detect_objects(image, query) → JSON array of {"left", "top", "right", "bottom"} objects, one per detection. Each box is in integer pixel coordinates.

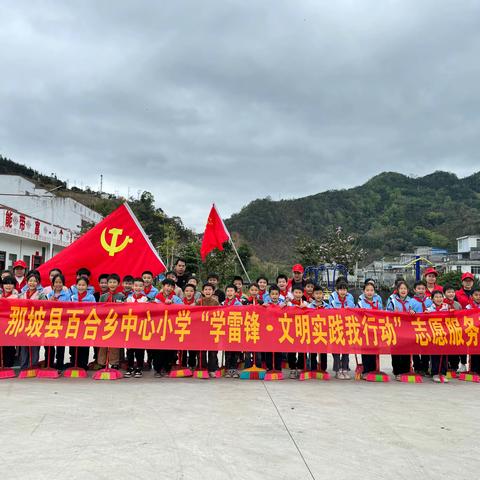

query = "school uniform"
[
  {"left": 243, "top": 296, "right": 263, "bottom": 368},
  {"left": 181, "top": 296, "right": 199, "bottom": 368},
  {"left": 263, "top": 299, "right": 285, "bottom": 371},
  {"left": 46, "top": 289, "right": 72, "bottom": 369},
  {"left": 328, "top": 291, "right": 356, "bottom": 373},
  {"left": 410, "top": 295, "right": 433, "bottom": 374},
  {"left": 98, "top": 291, "right": 125, "bottom": 367},
  {"left": 70, "top": 291, "right": 96, "bottom": 369},
  {"left": 442, "top": 299, "right": 463, "bottom": 370},
  {"left": 386, "top": 294, "right": 415, "bottom": 376},
  {"left": 307, "top": 300, "right": 329, "bottom": 372},
  {"left": 357, "top": 294, "right": 383, "bottom": 374},
  {"left": 19, "top": 289, "right": 47, "bottom": 370},
  {"left": 142, "top": 284, "right": 159, "bottom": 301},
  {"left": 223, "top": 297, "right": 243, "bottom": 371},
  {"left": 125, "top": 293, "right": 148, "bottom": 371},
  {"left": 196, "top": 297, "right": 221, "bottom": 373},
  {"left": 0, "top": 291, "right": 18, "bottom": 367},
  {"left": 466, "top": 301, "right": 480, "bottom": 373},
  {"left": 426, "top": 303, "right": 449, "bottom": 376}
]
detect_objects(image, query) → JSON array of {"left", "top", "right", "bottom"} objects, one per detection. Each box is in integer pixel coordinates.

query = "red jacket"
[
  {"left": 425, "top": 284, "right": 443, "bottom": 297},
  {"left": 456, "top": 288, "right": 473, "bottom": 308}
]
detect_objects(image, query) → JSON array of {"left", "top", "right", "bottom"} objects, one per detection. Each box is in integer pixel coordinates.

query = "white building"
[
  {"left": 0, "top": 175, "right": 102, "bottom": 271},
  {"left": 443, "top": 236, "right": 480, "bottom": 278}
]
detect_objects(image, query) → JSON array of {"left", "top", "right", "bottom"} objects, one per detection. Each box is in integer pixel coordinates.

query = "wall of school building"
[{"left": 0, "top": 233, "right": 63, "bottom": 272}]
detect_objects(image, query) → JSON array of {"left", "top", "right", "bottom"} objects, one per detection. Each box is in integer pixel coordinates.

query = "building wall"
[
  {"left": 0, "top": 233, "right": 63, "bottom": 271},
  {"left": 457, "top": 236, "right": 480, "bottom": 253}
]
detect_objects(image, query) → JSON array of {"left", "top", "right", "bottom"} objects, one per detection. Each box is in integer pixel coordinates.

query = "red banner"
[{"left": 1, "top": 299, "right": 479, "bottom": 354}]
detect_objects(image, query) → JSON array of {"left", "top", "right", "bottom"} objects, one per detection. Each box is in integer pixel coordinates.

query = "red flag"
[
  {"left": 200, "top": 204, "right": 230, "bottom": 261},
  {"left": 38, "top": 203, "right": 166, "bottom": 288}
]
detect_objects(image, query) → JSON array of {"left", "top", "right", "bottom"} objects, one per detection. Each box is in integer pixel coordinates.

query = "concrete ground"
[{"left": 0, "top": 356, "right": 478, "bottom": 480}]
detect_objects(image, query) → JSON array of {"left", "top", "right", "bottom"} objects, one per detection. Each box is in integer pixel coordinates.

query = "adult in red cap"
[
  {"left": 12, "top": 260, "right": 28, "bottom": 293},
  {"left": 422, "top": 267, "right": 443, "bottom": 297},
  {"left": 287, "top": 264, "right": 306, "bottom": 295},
  {"left": 455, "top": 272, "right": 475, "bottom": 308}
]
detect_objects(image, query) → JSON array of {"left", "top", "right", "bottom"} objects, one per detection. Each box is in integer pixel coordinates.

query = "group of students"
[{"left": 1, "top": 259, "right": 479, "bottom": 383}]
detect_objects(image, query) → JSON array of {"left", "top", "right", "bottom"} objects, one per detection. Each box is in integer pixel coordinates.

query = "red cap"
[
  {"left": 462, "top": 272, "right": 475, "bottom": 281},
  {"left": 13, "top": 260, "right": 27, "bottom": 270},
  {"left": 423, "top": 267, "right": 438, "bottom": 277},
  {"left": 292, "top": 264, "right": 304, "bottom": 273}
]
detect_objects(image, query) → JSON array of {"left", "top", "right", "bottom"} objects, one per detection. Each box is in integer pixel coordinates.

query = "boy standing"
[{"left": 142, "top": 270, "right": 159, "bottom": 300}]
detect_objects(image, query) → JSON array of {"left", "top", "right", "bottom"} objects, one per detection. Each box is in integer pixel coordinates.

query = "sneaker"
[
  {"left": 224, "top": 369, "right": 233, "bottom": 378},
  {"left": 134, "top": 369, "right": 143, "bottom": 378},
  {"left": 458, "top": 364, "right": 467, "bottom": 373},
  {"left": 124, "top": 368, "right": 134, "bottom": 378},
  {"left": 154, "top": 371, "right": 162, "bottom": 378},
  {"left": 289, "top": 369, "right": 297, "bottom": 379},
  {"left": 432, "top": 375, "right": 441, "bottom": 383},
  {"left": 208, "top": 371, "right": 216, "bottom": 378},
  {"left": 110, "top": 364, "right": 120, "bottom": 370},
  {"left": 232, "top": 369, "right": 240, "bottom": 378},
  {"left": 395, "top": 374, "right": 402, "bottom": 382},
  {"left": 335, "top": 371, "right": 345, "bottom": 380},
  {"left": 343, "top": 371, "right": 351, "bottom": 380}
]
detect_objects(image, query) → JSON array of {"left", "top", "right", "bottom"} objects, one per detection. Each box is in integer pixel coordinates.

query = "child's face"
[
  {"left": 415, "top": 285, "right": 426, "bottom": 296},
  {"left": 123, "top": 280, "right": 133, "bottom": 291},
  {"left": 163, "top": 284, "right": 174, "bottom": 296},
  {"left": 249, "top": 286, "right": 259, "bottom": 297},
  {"left": 3, "top": 284, "right": 14, "bottom": 293},
  {"left": 142, "top": 274, "right": 153, "bottom": 286},
  {"left": 99, "top": 278, "right": 108, "bottom": 292},
  {"left": 49, "top": 270, "right": 61, "bottom": 282},
  {"left": 398, "top": 284, "right": 408, "bottom": 297},
  {"left": 203, "top": 286, "right": 214, "bottom": 298},
  {"left": 364, "top": 284, "right": 375, "bottom": 299},
  {"left": 225, "top": 287, "right": 236, "bottom": 299},
  {"left": 189, "top": 278, "right": 198, "bottom": 288},
  {"left": 277, "top": 278, "right": 287, "bottom": 290},
  {"left": 425, "top": 273, "right": 436, "bottom": 285},
  {"left": 293, "top": 289, "right": 303, "bottom": 300},
  {"left": 305, "top": 284, "right": 314, "bottom": 294},
  {"left": 133, "top": 281, "right": 144, "bottom": 294},
  {"left": 27, "top": 277, "right": 38, "bottom": 289},
  {"left": 473, "top": 291, "right": 480, "bottom": 303},
  {"left": 77, "top": 280, "right": 88, "bottom": 293},
  {"left": 337, "top": 287, "right": 347, "bottom": 298},
  {"left": 207, "top": 277, "right": 218, "bottom": 288},
  {"left": 184, "top": 286, "right": 195, "bottom": 300},
  {"left": 433, "top": 294, "right": 444, "bottom": 306},
  {"left": 313, "top": 290, "right": 324, "bottom": 302},
  {"left": 445, "top": 289, "right": 455, "bottom": 301},
  {"left": 53, "top": 277, "right": 64, "bottom": 291},
  {"left": 167, "top": 273, "right": 177, "bottom": 282},
  {"left": 108, "top": 279, "right": 119, "bottom": 291},
  {"left": 269, "top": 290, "right": 280, "bottom": 302},
  {"left": 233, "top": 280, "right": 243, "bottom": 291},
  {"left": 258, "top": 279, "right": 267, "bottom": 291}
]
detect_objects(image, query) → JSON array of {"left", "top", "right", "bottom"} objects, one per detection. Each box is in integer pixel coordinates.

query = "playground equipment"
[{"left": 303, "top": 264, "right": 349, "bottom": 291}]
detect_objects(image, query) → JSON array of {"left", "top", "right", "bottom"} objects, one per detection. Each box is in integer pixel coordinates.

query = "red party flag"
[
  {"left": 38, "top": 203, "right": 166, "bottom": 288},
  {"left": 200, "top": 204, "right": 230, "bottom": 261}
]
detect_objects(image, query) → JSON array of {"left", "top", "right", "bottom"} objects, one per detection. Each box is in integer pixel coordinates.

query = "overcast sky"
[{"left": 1, "top": 1, "right": 480, "bottom": 231}]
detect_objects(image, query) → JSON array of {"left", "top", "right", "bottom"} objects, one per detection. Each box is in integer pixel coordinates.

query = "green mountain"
[{"left": 226, "top": 171, "right": 480, "bottom": 264}]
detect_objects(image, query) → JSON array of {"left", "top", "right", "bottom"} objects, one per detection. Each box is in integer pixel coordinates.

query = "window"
[
  {"left": 456, "top": 266, "right": 462, "bottom": 272},
  {"left": 8, "top": 253, "right": 17, "bottom": 270},
  {"left": 471, "top": 266, "right": 480, "bottom": 275},
  {"left": 23, "top": 255, "right": 31, "bottom": 268},
  {"left": 0, "top": 251, "right": 5, "bottom": 270}
]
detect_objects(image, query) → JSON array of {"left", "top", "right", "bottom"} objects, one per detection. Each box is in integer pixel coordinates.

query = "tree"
[
  {"left": 295, "top": 226, "right": 366, "bottom": 272},
  {"left": 437, "top": 271, "right": 463, "bottom": 290}
]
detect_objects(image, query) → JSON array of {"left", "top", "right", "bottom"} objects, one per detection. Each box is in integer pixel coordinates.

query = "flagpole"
[{"left": 229, "top": 237, "right": 251, "bottom": 284}]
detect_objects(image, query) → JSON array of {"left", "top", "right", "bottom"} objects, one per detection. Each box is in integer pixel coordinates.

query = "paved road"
[{"left": 0, "top": 361, "right": 478, "bottom": 479}]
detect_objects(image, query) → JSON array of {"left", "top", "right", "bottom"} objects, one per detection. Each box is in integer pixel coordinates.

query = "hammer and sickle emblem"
[{"left": 100, "top": 227, "right": 133, "bottom": 256}]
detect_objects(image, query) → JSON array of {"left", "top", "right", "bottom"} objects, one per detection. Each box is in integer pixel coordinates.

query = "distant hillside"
[{"left": 226, "top": 171, "right": 480, "bottom": 264}]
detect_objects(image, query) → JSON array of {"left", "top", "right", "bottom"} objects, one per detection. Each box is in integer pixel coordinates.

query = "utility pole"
[{"left": 100, "top": 174, "right": 103, "bottom": 195}]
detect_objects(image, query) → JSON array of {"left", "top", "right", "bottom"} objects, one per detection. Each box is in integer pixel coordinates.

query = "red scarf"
[
  {"left": 144, "top": 285, "right": 152, "bottom": 295},
  {"left": 363, "top": 298, "right": 378, "bottom": 309},
  {"left": 396, "top": 296, "right": 409, "bottom": 312},
  {"left": 183, "top": 297, "right": 195, "bottom": 305},
  {"left": 311, "top": 302, "right": 324, "bottom": 309},
  {"left": 131, "top": 293, "right": 145, "bottom": 302},
  {"left": 26, "top": 289, "right": 36, "bottom": 300},
  {"left": 443, "top": 298, "right": 455, "bottom": 310},
  {"left": 303, "top": 291, "right": 313, "bottom": 302},
  {"left": 279, "top": 288, "right": 288, "bottom": 298},
  {"left": 413, "top": 295, "right": 428, "bottom": 312},
  {"left": 247, "top": 296, "right": 258, "bottom": 305},
  {"left": 224, "top": 297, "right": 238, "bottom": 306},
  {"left": 291, "top": 298, "right": 302, "bottom": 306},
  {"left": 433, "top": 303, "right": 444, "bottom": 312},
  {"left": 78, "top": 291, "right": 88, "bottom": 302},
  {"left": 258, "top": 290, "right": 266, "bottom": 301},
  {"left": 235, "top": 291, "right": 243, "bottom": 300},
  {"left": 468, "top": 299, "right": 480, "bottom": 310},
  {"left": 156, "top": 291, "right": 174, "bottom": 303},
  {"left": 3, "top": 291, "right": 12, "bottom": 298},
  {"left": 338, "top": 296, "right": 347, "bottom": 308},
  {"left": 122, "top": 290, "right": 132, "bottom": 298},
  {"left": 106, "top": 289, "right": 120, "bottom": 302}
]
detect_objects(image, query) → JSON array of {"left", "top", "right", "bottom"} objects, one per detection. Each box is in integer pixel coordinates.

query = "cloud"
[{"left": 1, "top": 1, "right": 480, "bottom": 230}]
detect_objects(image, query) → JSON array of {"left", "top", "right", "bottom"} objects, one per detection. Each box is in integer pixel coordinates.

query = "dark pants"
[
  {"left": 392, "top": 355, "right": 411, "bottom": 376},
  {"left": 413, "top": 355, "right": 430, "bottom": 373},
  {"left": 127, "top": 349, "right": 145, "bottom": 369},
  {"left": 56, "top": 347, "right": 65, "bottom": 369},
  {"left": 265, "top": 352, "right": 283, "bottom": 371},
  {"left": 1, "top": 346, "right": 16, "bottom": 368},
  {"left": 362, "top": 354, "right": 377, "bottom": 374},
  {"left": 152, "top": 349, "right": 175, "bottom": 373},
  {"left": 70, "top": 346, "right": 90, "bottom": 370},
  {"left": 288, "top": 352, "right": 300, "bottom": 369},
  {"left": 226, "top": 351, "right": 240, "bottom": 370},
  {"left": 430, "top": 355, "right": 447, "bottom": 376},
  {"left": 44, "top": 346, "right": 57, "bottom": 368},
  {"left": 470, "top": 355, "right": 480, "bottom": 374}
]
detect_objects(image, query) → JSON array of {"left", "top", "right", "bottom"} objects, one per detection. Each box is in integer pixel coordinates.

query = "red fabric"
[
  {"left": 425, "top": 284, "right": 443, "bottom": 297},
  {"left": 200, "top": 204, "right": 230, "bottom": 261},
  {"left": 15, "top": 277, "right": 26, "bottom": 293},
  {"left": 223, "top": 297, "right": 238, "bottom": 306},
  {"left": 183, "top": 297, "right": 195, "bottom": 305},
  {"left": 131, "top": 293, "right": 145, "bottom": 302},
  {"left": 456, "top": 288, "right": 473, "bottom": 308},
  {"left": 413, "top": 295, "right": 429, "bottom": 312},
  {"left": 37, "top": 203, "right": 166, "bottom": 290},
  {"left": 363, "top": 298, "right": 379, "bottom": 309},
  {"left": 26, "top": 289, "right": 36, "bottom": 300},
  {"left": 2, "top": 301, "right": 480, "bottom": 354},
  {"left": 78, "top": 291, "right": 87, "bottom": 302},
  {"left": 155, "top": 291, "right": 174, "bottom": 303}
]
